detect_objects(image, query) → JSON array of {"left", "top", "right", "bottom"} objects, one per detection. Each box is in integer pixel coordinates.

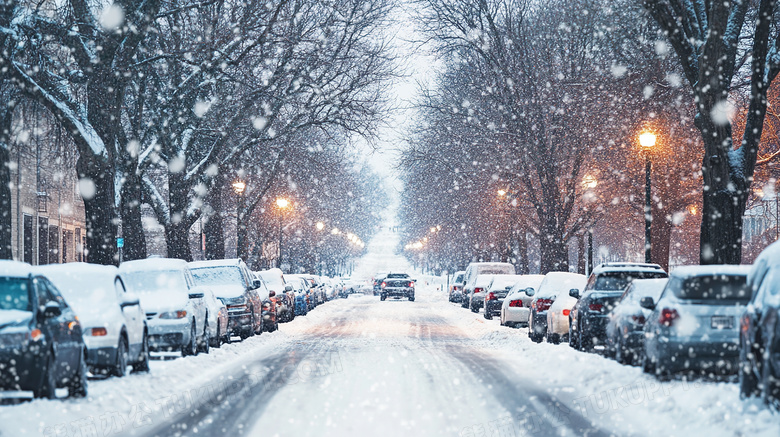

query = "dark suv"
[
  {"left": 380, "top": 273, "right": 416, "bottom": 301},
  {"left": 569, "top": 263, "right": 667, "bottom": 352}
]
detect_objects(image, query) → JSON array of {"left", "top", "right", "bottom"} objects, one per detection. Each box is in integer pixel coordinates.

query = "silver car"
[
  {"left": 605, "top": 278, "right": 668, "bottom": 365},
  {"left": 641, "top": 265, "right": 751, "bottom": 378}
]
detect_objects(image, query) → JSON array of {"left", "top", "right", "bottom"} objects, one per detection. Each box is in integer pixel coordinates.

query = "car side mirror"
[
  {"left": 120, "top": 296, "right": 141, "bottom": 308},
  {"left": 524, "top": 287, "right": 535, "bottom": 297},
  {"left": 285, "top": 284, "right": 293, "bottom": 292},
  {"left": 269, "top": 291, "right": 276, "bottom": 297},
  {"left": 253, "top": 279, "right": 262, "bottom": 289},
  {"left": 639, "top": 297, "right": 655, "bottom": 310},
  {"left": 41, "top": 301, "right": 61, "bottom": 318},
  {"left": 188, "top": 292, "right": 204, "bottom": 299},
  {"left": 569, "top": 289, "right": 580, "bottom": 299}
]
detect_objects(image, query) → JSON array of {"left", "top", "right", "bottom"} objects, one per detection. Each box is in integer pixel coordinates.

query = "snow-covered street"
[{"left": 2, "top": 228, "right": 778, "bottom": 437}]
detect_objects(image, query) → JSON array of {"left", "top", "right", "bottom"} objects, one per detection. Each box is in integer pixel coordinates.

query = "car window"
[
  {"left": 0, "top": 277, "right": 32, "bottom": 311},
  {"left": 35, "top": 277, "right": 62, "bottom": 308},
  {"left": 672, "top": 274, "right": 751, "bottom": 303},
  {"left": 594, "top": 272, "right": 666, "bottom": 291}
]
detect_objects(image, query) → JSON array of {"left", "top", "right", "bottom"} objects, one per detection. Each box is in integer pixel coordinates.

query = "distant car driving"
[{"left": 380, "top": 273, "right": 416, "bottom": 301}]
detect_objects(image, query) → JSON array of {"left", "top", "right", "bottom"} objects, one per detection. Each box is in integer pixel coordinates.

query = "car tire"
[
  {"left": 113, "top": 337, "right": 129, "bottom": 377},
  {"left": 484, "top": 310, "right": 492, "bottom": 320},
  {"left": 68, "top": 349, "right": 88, "bottom": 398},
  {"left": 642, "top": 355, "right": 656, "bottom": 375},
  {"left": 461, "top": 297, "right": 469, "bottom": 309},
  {"left": 470, "top": 300, "right": 478, "bottom": 313},
  {"left": 380, "top": 294, "right": 386, "bottom": 301},
  {"left": 199, "top": 322, "right": 210, "bottom": 354},
  {"left": 183, "top": 323, "right": 197, "bottom": 356},
  {"left": 409, "top": 296, "right": 415, "bottom": 302},
  {"left": 132, "top": 332, "right": 151, "bottom": 373},
  {"left": 34, "top": 352, "right": 58, "bottom": 399},
  {"left": 762, "top": 355, "right": 780, "bottom": 407}
]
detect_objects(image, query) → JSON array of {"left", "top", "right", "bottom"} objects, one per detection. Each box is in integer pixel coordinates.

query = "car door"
[
  {"left": 115, "top": 277, "right": 143, "bottom": 349},
  {"left": 39, "top": 278, "right": 80, "bottom": 379}
]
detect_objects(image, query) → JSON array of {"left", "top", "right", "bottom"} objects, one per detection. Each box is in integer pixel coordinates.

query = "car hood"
[
  {"left": 139, "top": 291, "right": 188, "bottom": 313},
  {"left": 0, "top": 310, "right": 33, "bottom": 331},
  {"left": 210, "top": 284, "right": 247, "bottom": 299}
]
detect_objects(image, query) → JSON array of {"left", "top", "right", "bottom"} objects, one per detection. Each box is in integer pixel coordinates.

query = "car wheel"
[
  {"left": 762, "top": 354, "right": 780, "bottom": 407},
  {"left": 739, "top": 358, "right": 760, "bottom": 398},
  {"left": 615, "top": 338, "right": 626, "bottom": 364},
  {"left": 642, "top": 355, "right": 656, "bottom": 375},
  {"left": 132, "top": 332, "right": 151, "bottom": 373},
  {"left": 470, "top": 300, "right": 478, "bottom": 313},
  {"left": 183, "top": 323, "right": 197, "bottom": 356},
  {"left": 409, "top": 296, "right": 415, "bottom": 302},
  {"left": 199, "top": 322, "right": 210, "bottom": 354},
  {"left": 34, "top": 352, "right": 58, "bottom": 399},
  {"left": 68, "top": 349, "right": 88, "bottom": 398},
  {"left": 484, "top": 310, "right": 492, "bottom": 320},
  {"left": 461, "top": 298, "right": 469, "bottom": 309},
  {"left": 380, "top": 294, "right": 386, "bottom": 301},
  {"left": 212, "top": 324, "right": 222, "bottom": 349},
  {"left": 113, "top": 337, "right": 129, "bottom": 377}
]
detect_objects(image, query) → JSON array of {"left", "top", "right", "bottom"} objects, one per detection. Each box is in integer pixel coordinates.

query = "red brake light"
[
  {"left": 509, "top": 300, "right": 523, "bottom": 307},
  {"left": 409, "top": 282, "right": 415, "bottom": 288},
  {"left": 659, "top": 308, "right": 678, "bottom": 326},
  {"left": 381, "top": 282, "right": 387, "bottom": 288},
  {"left": 487, "top": 292, "right": 496, "bottom": 300},
  {"left": 631, "top": 315, "right": 646, "bottom": 324},
  {"left": 588, "top": 303, "right": 603, "bottom": 312},
  {"left": 562, "top": 309, "right": 570, "bottom": 316},
  {"left": 474, "top": 287, "right": 484, "bottom": 294},
  {"left": 536, "top": 298, "right": 553, "bottom": 312}
]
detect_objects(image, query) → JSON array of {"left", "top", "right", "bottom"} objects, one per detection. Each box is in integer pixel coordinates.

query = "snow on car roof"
[
  {"left": 591, "top": 262, "right": 665, "bottom": 276},
  {"left": 671, "top": 265, "right": 751, "bottom": 278},
  {"left": 536, "top": 272, "right": 587, "bottom": 298},
  {"left": 120, "top": 258, "right": 188, "bottom": 272},
  {"left": 488, "top": 274, "right": 525, "bottom": 289},
  {"left": 0, "top": 260, "right": 33, "bottom": 278},
  {"left": 475, "top": 274, "right": 498, "bottom": 287},
  {"left": 508, "top": 275, "right": 546, "bottom": 294},
  {"left": 189, "top": 259, "right": 242, "bottom": 269}
]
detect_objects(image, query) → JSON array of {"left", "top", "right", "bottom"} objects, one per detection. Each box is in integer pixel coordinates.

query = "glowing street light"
[
  {"left": 497, "top": 189, "right": 507, "bottom": 197},
  {"left": 232, "top": 180, "right": 246, "bottom": 195},
  {"left": 316, "top": 221, "right": 325, "bottom": 231},
  {"left": 639, "top": 131, "right": 657, "bottom": 149},
  {"left": 276, "top": 197, "right": 290, "bottom": 209}
]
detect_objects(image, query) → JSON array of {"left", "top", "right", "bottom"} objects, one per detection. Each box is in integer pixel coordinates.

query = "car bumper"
[
  {"left": 654, "top": 339, "right": 740, "bottom": 374},
  {"left": 531, "top": 312, "right": 548, "bottom": 334},
  {"left": 548, "top": 313, "right": 570, "bottom": 335},
  {"left": 147, "top": 319, "right": 191, "bottom": 351},
  {"left": 503, "top": 307, "right": 530, "bottom": 323},
  {"left": 0, "top": 344, "right": 45, "bottom": 391},
  {"left": 227, "top": 313, "right": 253, "bottom": 335},
  {"left": 86, "top": 346, "right": 118, "bottom": 368},
  {"left": 383, "top": 288, "right": 414, "bottom": 298},
  {"left": 485, "top": 300, "right": 503, "bottom": 315},
  {"left": 581, "top": 315, "right": 609, "bottom": 343}
]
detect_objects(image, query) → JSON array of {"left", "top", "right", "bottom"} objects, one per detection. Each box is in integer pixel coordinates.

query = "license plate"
[{"left": 711, "top": 315, "right": 733, "bottom": 329}]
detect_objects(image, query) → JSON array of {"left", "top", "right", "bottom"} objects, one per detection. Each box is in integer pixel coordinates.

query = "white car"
[
  {"left": 120, "top": 259, "right": 209, "bottom": 357},
  {"left": 547, "top": 292, "right": 582, "bottom": 344},
  {"left": 500, "top": 275, "right": 545, "bottom": 327},
  {"left": 39, "top": 263, "right": 150, "bottom": 376}
]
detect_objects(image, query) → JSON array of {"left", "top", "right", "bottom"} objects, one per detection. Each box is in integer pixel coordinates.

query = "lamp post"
[
  {"left": 581, "top": 175, "right": 598, "bottom": 274},
  {"left": 276, "top": 197, "right": 289, "bottom": 270},
  {"left": 639, "top": 131, "right": 656, "bottom": 264},
  {"left": 232, "top": 180, "right": 247, "bottom": 261}
]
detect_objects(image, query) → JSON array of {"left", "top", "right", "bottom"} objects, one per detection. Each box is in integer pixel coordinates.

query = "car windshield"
[
  {"left": 191, "top": 267, "right": 244, "bottom": 286},
  {"left": 594, "top": 272, "right": 667, "bottom": 291},
  {"left": 672, "top": 275, "right": 750, "bottom": 303},
  {"left": 124, "top": 270, "right": 186, "bottom": 293},
  {"left": 0, "top": 278, "right": 31, "bottom": 312},
  {"left": 454, "top": 273, "right": 465, "bottom": 283}
]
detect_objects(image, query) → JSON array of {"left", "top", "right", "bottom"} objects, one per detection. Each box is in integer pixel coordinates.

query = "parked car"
[
  {"left": 380, "top": 273, "right": 416, "bottom": 301},
  {"left": 605, "top": 278, "right": 668, "bottom": 365},
  {"left": 258, "top": 269, "right": 295, "bottom": 322},
  {"left": 642, "top": 265, "right": 751, "bottom": 379},
  {"left": 283, "top": 275, "right": 308, "bottom": 316},
  {"left": 469, "top": 274, "right": 497, "bottom": 312},
  {"left": 461, "top": 262, "right": 516, "bottom": 309},
  {"left": 189, "top": 259, "right": 270, "bottom": 338},
  {"left": 449, "top": 270, "right": 466, "bottom": 303},
  {"left": 483, "top": 274, "right": 524, "bottom": 319},
  {"left": 289, "top": 274, "right": 318, "bottom": 310},
  {"left": 527, "top": 272, "right": 585, "bottom": 343},
  {"left": 741, "top": 242, "right": 780, "bottom": 403},
  {"left": 546, "top": 276, "right": 586, "bottom": 344},
  {"left": 39, "top": 263, "right": 149, "bottom": 376},
  {"left": 500, "top": 275, "right": 545, "bottom": 327},
  {"left": 373, "top": 274, "right": 387, "bottom": 296},
  {"left": 203, "top": 288, "right": 229, "bottom": 348},
  {"left": 0, "top": 261, "right": 88, "bottom": 399},
  {"left": 121, "top": 258, "right": 209, "bottom": 356},
  {"left": 569, "top": 263, "right": 667, "bottom": 352}
]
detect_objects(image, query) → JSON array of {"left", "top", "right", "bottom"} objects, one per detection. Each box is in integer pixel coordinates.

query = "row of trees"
[
  {"left": 401, "top": 0, "right": 780, "bottom": 273},
  {"left": 0, "top": 0, "right": 395, "bottom": 265}
]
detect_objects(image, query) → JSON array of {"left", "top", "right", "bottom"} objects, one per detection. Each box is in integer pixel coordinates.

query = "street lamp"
[
  {"left": 639, "top": 131, "right": 656, "bottom": 264},
  {"left": 276, "top": 197, "right": 290, "bottom": 270},
  {"left": 316, "top": 221, "right": 325, "bottom": 231},
  {"left": 497, "top": 189, "right": 507, "bottom": 197},
  {"left": 232, "top": 180, "right": 247, "bottom": 261}
]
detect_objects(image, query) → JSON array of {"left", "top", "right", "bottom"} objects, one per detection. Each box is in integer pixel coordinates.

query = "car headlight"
[{"left": 159, "top": 310, "right": 187, "bottom": 319}]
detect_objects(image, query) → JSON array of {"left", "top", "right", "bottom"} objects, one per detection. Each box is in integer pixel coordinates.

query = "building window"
[
  {"left": 38, "top": 217, "right": 48, "bottom": 265},
  {"left": 23, "top": 215, "right": 33, "bottom": 264}
]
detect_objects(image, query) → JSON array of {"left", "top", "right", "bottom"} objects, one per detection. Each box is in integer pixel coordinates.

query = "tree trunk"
[
  {"left": 651, "top": 204, "right": 672, "bottom": 272},
  {"left": 77, "top": 157, "right": 118, "bottom": 265},
  {"left": 0, "top": 144, "right": 11, "bottom": 260},
  {"left": 516, "top": 230, "right": 529, "bottom": 274},
  {"left": 204, "top": 177, "right": 225, "bottom": 260},
  {"left": 120, "top": 172, "right": 147, "bottom": 261},
  {"left": 165, "top": 221, "right": 193, "bottom": 261},
  {"left": 539, "top": 221, "right": 568, "bottom": 273}
]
